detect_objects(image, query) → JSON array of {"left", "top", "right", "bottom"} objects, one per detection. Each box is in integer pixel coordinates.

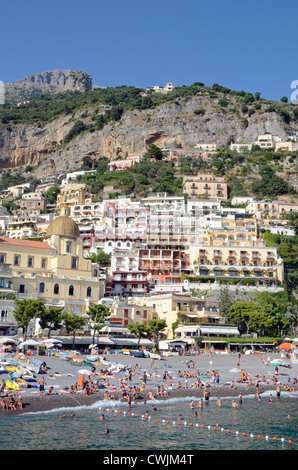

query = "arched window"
[
  {"left": 87, "top": 286, "right": 92, "bottom": 297},
  {"left": 69, "top": 285, "right": 74, "bottom": 296},
  {"left": 39, "top": 282, "right": 45, "bottom": 294},
  {"left": 54, "top": 284, "right": 59, "bottom": 295}
]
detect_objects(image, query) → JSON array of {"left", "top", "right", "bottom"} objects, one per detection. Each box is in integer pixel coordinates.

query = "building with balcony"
[
  {"left": 105, "top": 271, "right": 148, "bottom": 298},
  {"left": 57, "top": 184, "right": 94, "bottom": 216},
  {"left": 246, "top": 200, "right": 298, "bottom": 219},
  {"left": 107, "top": 297, "right": 156, "bottom": 327},
  {"left": 183, "top": 174, "right": 228, "bottom": 199},
  {"left": 135, "top": 293, "right": 209, "bottom": 339}
]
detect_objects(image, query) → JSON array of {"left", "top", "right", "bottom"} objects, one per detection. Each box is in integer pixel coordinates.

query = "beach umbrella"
[
  {"left": 271, "top": 362, "right": 282, "bottom": 367},
  {"left": 77, "top": 369, "right": 91, "bottom": 376},
  {"left": 43, "top": 339, "right": 62, "bottom": 344},
  {"left": 278, "top": 342, "right": 295, "bottom": 349},
  {"left": 18, "top": 339, "right": 40, "bottom": 348},
  {"left": 0, "top": 337, "right": 17, "bottom": 344}
]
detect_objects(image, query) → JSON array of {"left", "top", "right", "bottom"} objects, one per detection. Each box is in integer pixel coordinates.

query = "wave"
[{"left": 21, "top": 389, "right": 298, "bottom": 417}]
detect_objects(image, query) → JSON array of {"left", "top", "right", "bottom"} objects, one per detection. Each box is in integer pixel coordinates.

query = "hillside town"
[{"left": 0, "top": 135, "right": 297, "bottom": 353}]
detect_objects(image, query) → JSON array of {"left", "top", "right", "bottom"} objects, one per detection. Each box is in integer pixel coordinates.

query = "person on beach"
[
  {"left": 0, "top": 397, "right": 7, "bottom": 411},
  {"left": 230, "top": 380, "right": 237, "bottom": 390},
  {"left": 146, "top": 390, "right": 156, "bottom": 400},
  {"left": 269, "top": 394, "right": 273, "bottom": 403},
  {"left": 203, "top": 388, "right": 210, "bottom": 401},
  {"left": 238, "top": 392, "right": 243, "bottom": 405},
  {"left": 190, "top": 400, "right": 194, "bottom": 410},
  {"left": 276, "top": 384, "right": 281, "bottom": 398},
  {"left": 16, "top": 396, "right": 23, "bottom": 410},
  {"left": 39, "top": 377, "right": 45, "bottom": 395}
]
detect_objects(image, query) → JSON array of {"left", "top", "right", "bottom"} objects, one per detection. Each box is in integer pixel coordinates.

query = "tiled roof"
[{"left": 0, "top": 237, "right": 52, "bottom": 250}]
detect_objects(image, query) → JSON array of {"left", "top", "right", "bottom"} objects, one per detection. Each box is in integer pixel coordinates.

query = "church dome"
[{"left": 46, "top": 216, "right": 80, "bottom": 238}]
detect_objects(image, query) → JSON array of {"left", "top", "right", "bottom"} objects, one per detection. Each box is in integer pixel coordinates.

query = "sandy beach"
[{"left": 1, "top": 351, "right": 297, "bottom": 415}]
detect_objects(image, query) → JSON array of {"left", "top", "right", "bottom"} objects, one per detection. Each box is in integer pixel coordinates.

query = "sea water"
[{"left": 0, "top": 392, "right": 297, "bottom": 451}]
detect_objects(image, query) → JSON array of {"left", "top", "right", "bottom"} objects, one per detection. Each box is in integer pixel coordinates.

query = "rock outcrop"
[
  {"left": 0, "top": 85, "right": 297, "bottom": 178},
  {"left": 5, "top": 70, "right": 92, "bottom": 102}
]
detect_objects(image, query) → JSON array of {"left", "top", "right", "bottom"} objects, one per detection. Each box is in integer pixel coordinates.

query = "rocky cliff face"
[
  {"left": 5, "top": 70, "right": 92, "bottom": 102},
  {"left": 0, "top": 91, "right": 297, "bottom": 178}
]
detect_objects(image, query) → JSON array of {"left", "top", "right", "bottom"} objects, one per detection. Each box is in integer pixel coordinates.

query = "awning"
[
  {"left": 100, "top": 326, "right": 130, "bottom": 334},
  {"left": 199, "top": 326, "right": 240, "bottom": 336},
  {"left": 109, "top": 337, "right": 153, "bottom": 347}
]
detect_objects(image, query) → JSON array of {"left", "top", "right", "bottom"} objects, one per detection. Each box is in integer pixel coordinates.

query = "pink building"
[{"left": 107, "top": 157, "right": 140, "bottom": 172}]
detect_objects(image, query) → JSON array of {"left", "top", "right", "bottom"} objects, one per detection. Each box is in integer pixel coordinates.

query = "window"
[
  {"left": 0, "top": 254, "right": 5, "bottom": 263},
  {"left": 69, "top": 285, "right": 74, "bottom": 296},
  {"left": 71, "top": 257, "right": 77, "bottom": 269},
  {"left": 39, "top": 282, "right": 45, "bottom": 294},
  {"left": 54, "top": 284, "right": 59, "bottom": 295},
  {"left": 66, "top": 242, "right": 71, "bottom": 253},
  {"left": 41, "top": 258, "right": 47, "bottom": 269},
  {"left": 28, "top": 257, "right": 33, "bottom": 267},
  {"left": 87, "top": 286, "right": 92, "bottom": 297},
  {"left": 0, "top": 310, "right": 7, "bottom": 321},
  {"left": 19, "top": 284, "right": 25, "bottom": 294},
  {"left": 14, "top": 255, "right": 20, "bottom": 266}
]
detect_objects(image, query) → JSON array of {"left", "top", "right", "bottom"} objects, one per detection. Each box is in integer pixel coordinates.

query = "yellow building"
[
  {"left": 134, "top": 293, "right": 216, "bottom": 339},
  {"left": 188, "top": 243, "right": 284, "bottom": 284},
  {"left": 0, "top": 216, "right": 105, "bottom": 316},
  {"left": 57, "top": 184, "right": 94, "bottom": 216}
]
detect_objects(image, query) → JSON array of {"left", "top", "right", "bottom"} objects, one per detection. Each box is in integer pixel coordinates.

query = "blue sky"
[{"left": 1, "top": 0, "right": 297, "bottom": 101}]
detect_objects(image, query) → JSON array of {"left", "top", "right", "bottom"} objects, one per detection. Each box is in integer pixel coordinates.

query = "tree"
[
  {"left": 87, "top": 304, "right": 110, "bottom": 343},
  {"left": 277, "top": 242, "right": 298, "bottom": 265},
  {"left": 13, "top": 299, "right": 46, "bottom": 340},
  {"left": 144, "top": 144, "right": 164, "bottom": 161},
  {"left": 38, "top": 307, "right": 65, "bottom": 339},
  {"left": 218, "top": 287, "right": 234, "bottom": 323},
  {"left": 280, "top": 96, "right": 288, "bottom": 103},
  {"left": 281, "top": 211, "right": 298, "bottom": 235},
  {"left": 64, "top": 120, "right": 87, "bottom": 144},
  {"left": 45, "top": 186, "right": 60, "bottom": 204},
  {"left": 146, "top": 319, "right": 167, "bottom": 348},
  {"left": 228, "top": 301, "right": 260, "bottom": 335},
  {"left": 62, "top": 312, "right": 88, "bottom": 349},
  {"left": 87, "top": 249, "right": 111, "bottom": 267},
  {"left": 284, "top": 306, "right": 298, "bottom": 335},
  {"left": 127, "top": 322, "right": 148, "bottom": 347}
]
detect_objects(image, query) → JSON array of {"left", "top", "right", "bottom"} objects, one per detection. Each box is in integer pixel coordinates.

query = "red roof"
[{"left": 0, "top": 237, "right": 52, "bottom": 250}]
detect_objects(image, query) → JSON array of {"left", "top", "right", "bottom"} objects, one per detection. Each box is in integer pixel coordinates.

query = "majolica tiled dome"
[{"left": 46, "top": 216, "right": 80, "bottom": 238}]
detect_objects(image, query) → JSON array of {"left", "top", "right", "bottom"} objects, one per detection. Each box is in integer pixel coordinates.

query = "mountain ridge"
[{"left": 0, "top": 72, "right": 297, "bottom": 177}]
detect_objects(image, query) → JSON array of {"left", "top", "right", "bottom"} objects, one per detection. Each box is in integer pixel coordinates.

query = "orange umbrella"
[{"left": 278, "top": 342, "right": 295, "bottom": 349}]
